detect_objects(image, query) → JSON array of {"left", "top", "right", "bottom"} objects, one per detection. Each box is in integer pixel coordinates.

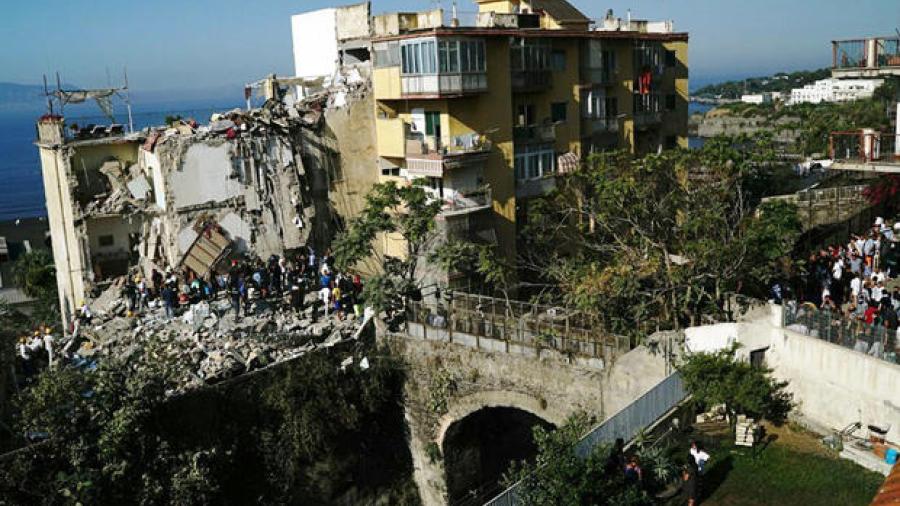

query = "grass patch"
[{"left": 675, "top": 424, "right": 883, "bottom": 506}]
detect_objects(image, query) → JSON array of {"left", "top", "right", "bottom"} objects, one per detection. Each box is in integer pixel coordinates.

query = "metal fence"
[
  {"left": 781, "top": 301, "right": 898, "bottom": 364},
  {"left": 406, "top": 292, "right": 628, "bottom": 361},
  {"left": 484, "top": 373, "right": 687, "bottom": 506}
]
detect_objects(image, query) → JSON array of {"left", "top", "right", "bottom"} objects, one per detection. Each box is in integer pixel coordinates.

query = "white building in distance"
[{"left": 789, "top": 78, "right": 883, "bottom": 105}]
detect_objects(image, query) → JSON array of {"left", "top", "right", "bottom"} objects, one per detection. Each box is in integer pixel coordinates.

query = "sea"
[
  {"left": 0, "top": 100, "right": 718, "bottom": 222},
  {"left": 0, "top": 100, "right": 243, "bottom": 221}
]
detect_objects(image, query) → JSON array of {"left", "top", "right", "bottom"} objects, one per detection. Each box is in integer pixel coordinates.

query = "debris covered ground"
[{"left": 69, "top": 279, "right": 371, "bottom": 394}]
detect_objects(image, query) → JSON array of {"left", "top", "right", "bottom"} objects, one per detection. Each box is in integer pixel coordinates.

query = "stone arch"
[
  {"left": 435, "top": 390, "right": 568, "bottom": 450},
  {"left": 436, "top": 391, "right": 565, "bottom": 505}
]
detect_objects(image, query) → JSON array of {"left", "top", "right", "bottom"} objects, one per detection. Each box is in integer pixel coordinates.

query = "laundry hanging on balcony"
[
  {"left": 557, "top": 152, "right": 580, "bottom": 174},
  {"left": 638, "top": 69, "right": 653, "bottom": 95}
]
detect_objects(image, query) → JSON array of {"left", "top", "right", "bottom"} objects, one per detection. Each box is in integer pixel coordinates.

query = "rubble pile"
[{"left": 71, "top": 284, "right": 368, "bottom": 393}]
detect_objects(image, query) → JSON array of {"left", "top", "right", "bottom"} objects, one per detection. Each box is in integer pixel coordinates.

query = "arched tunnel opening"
[{"left": 443, "top": 407, "right": 555, "bottom": 505}]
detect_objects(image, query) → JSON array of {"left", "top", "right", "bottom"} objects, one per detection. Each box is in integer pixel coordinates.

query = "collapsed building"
[{"left": 35, "top": 78, "right": 375, "bottom": 329}]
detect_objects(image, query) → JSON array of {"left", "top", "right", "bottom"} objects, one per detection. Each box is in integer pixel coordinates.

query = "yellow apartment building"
[{"left": 370, "top": 0, "right": 688, "bottom": 284}]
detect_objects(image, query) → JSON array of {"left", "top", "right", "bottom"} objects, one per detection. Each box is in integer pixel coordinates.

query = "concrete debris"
[{"left": 66, "top": 277, "right": 371, "bottom": 393}]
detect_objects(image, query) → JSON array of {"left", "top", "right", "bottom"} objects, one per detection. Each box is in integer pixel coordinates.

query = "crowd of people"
[
  {"left": 105, "top": 246, "right": 365, "bottom": 323},
  {"left": 780, "top": 216, "right": 900, "bottom": 359},
  {"left": 15, "top": 246, "right": 367, "bottom": 385},
  {"left": 16, "top": 326, "right": 57, "bottom": 379}
]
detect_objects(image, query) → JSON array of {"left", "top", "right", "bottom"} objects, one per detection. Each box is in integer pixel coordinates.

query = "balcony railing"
[
  {"left": 584, "top": 116, "right": 619, "bottom": 133},
  {"left": 405, "top": 132, "right": 492, "bottom": 177},
  {"left": 400, "top": 72, "right": 487, "bottom": 97},
  {"left": 440, "top": 185, "right": 492, "bottom": 215},
  {"left": 833, "top": 37, "right": 900, "bottom": 70},
  {"left": 830, "top": 131, "right": 900, "bottom": 166},
  {"left": 581, "top": 68, "right": 617, "bottom": 86},
  {"left": 633, "top": 111, "right": 662, "bottom": 127},
  {"left": 511, "top": 69, "right": 552, "bottom": 92},
  {"left": 513, "top": 124, "right": 556, "bottom": 143}
]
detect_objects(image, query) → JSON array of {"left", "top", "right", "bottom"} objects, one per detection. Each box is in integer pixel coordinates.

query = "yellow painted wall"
[
  {"left": 663, "top": 40, "right": 690, "bottom": 148},
  {"left": 476, "top": 0, "right": 517, "bottom": 14},
  {"left": 449, "top": 37, "right": 516, "bottom": 262},
  {"left": 511, "top": 38, "right": 582, "bottom": 156},
  {"left": 374, "top": 66, "right": 402, "bottom": 100},
  {"left": 376, "top": 118, "right": 407, "bottom": 158}
]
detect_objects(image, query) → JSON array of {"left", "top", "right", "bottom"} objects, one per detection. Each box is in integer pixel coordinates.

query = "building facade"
[
  {"left": 369, "top": 0, "right": 688, "bottom": 281},
  {"left": 789, "top": 78, "right": 883, "bottom": 105}
]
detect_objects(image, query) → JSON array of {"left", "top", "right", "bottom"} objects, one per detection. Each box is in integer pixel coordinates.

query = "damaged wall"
[{"left": 168, "top": 142, "right": 244, "bottom": 209}]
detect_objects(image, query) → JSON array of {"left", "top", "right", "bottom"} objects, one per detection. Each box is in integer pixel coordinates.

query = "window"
[
  {"left": 436, "top": 39, "right": 485, "bottom": 74},
  {"left": 510, "top": 38, "right": 551, "bottom": 71},
  {"left": 585, "top": 90, "right": 617, "bottom": 119},
  {"left": 99, "top": 235, "right": 114, "bottom": 247},
  {"left": 551, "top": 50, "right": 566, "bottom": 71},
  {"left": 425, "top": 111, "right": 441, "bottom": 137},
  {"left": 374, "top": 42, "right": 400, "bottom": 68},
  {"left": 400, "top": 39, "right": 439, "bottom": 75},
  {"left": 515, "top": 144, "right": 556, "bottom": 181},
  {"left": 665, "top": 93, "right": 676, "bottom": 111},
  {"left": 516, "top": 103, "right": 535, "bottom": 126},
  {"left": 381, "top": 166, "right": 401, "bottom": 177},
  {"left": 665, "top": 49, "right": 677, "bottom": 67},
  {"left": 551, "top": 102, "right": 567, "bottom": 123}
]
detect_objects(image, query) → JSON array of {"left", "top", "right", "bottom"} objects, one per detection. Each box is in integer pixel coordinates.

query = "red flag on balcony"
[{"left": 639, "top": 69, "right": 652, "bottom": 95}]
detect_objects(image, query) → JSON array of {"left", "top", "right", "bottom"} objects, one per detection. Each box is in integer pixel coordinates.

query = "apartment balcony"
[
  {"left": 405, "top": 133, "right": 492, "bottom": 178},
  {"left": 400, "top": 72, "right": 487, "bottom": 98},
  {"left": 583, "top": 116, "right": 619, "bottom": 134},
  {"left": 832, "top": 37, "right": 900, "bottom": 78},
  {"left": 513, "top": 124, "right": 556, "bottom": 144},
  {"left": 439, "top": 185, "right": 492, "bottom": 217},
  {"left": 581, "top": 68, "right": 617, "bottom": 87},
  {"left": 515, "top": 175, "right": 557, "bottom": 199},
  {"left": 511, "top": 70, "right": 552, "bottom": 93},
  {"left": 633, "top": 111, "right": 663, "bottom": 128},
  {"left": 830, "top": 131, "right": 900, "bottom": 172}
]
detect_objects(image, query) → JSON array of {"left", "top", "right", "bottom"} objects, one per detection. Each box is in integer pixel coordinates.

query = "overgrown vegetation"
[
  {"left": 709, "top": 79, "right": 896, "bottom": 155},
  {"left": 503, "top": 413, "right": 674, "bottom": 506},
  {"left": 11, "top": 249, "right": 60, "bottom": 328},
  {"left": 677, "top": 345, "right": 793, "bottom": 433},
  {"left": 520, "top": 137, "right": 802, "bottom": 336},
  {"left": 0, "top": 342, "right": 419, "bottom": 505},
  {"left": 694, "top": 68, "right": 831, "bottom": 99},
  {"left": 333, "top": 180, "right": 442, "bottom": 315}
]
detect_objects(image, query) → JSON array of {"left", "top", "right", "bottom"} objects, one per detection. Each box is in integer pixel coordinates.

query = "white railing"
[{"left": 401, "top": 73, "right": 488, "bottom": 96}]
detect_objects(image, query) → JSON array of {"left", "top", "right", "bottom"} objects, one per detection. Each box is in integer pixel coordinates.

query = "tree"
[
  {"left": 741, "top": 199, "right": 802, "bottom": 293},
  {"left": 677, "top": 345, "right": 793, "bottom": 432},
  {"left": 504, "top": 413, "right": 656, "bottom": 506},
  {"left": 429, "top": 240, "right": 516, "bottom": 308},
  {"left": 333, "top": 180, "right": 442, "bottom": 312},
  {"left": 519, "top": 136, "right": 797, "bottom": 336},
  {"left": 11, "top": 249, "right": 60, "bottom": 327},
  {"left": 0, "top": 341, "right": 415, "bottom": 504}
]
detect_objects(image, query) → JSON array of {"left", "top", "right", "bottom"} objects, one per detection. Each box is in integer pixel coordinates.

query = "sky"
[{"left": 2, "top": 0, "right": 899, "bottom": 95}]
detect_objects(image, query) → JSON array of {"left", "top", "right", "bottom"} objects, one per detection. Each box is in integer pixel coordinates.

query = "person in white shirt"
[
  {"left": 832, "top": 258, "right": 843, "bottom": 281},
  {"left": 690, "top": 441, "right": 710, "bottom": 473},
  {"left": 872, "top": 283, "right": 884, "bottom": 302},
  {"left": 850, "top": 275, "right": 862, "bottom": 300},
  {"left": 42, "top": 328, "right": 55, "bottom": 368}
]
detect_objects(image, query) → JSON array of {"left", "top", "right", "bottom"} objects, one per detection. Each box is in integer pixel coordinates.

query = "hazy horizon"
[{"left": 4, "top": 0, "right": 898, "bottom": 96}]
